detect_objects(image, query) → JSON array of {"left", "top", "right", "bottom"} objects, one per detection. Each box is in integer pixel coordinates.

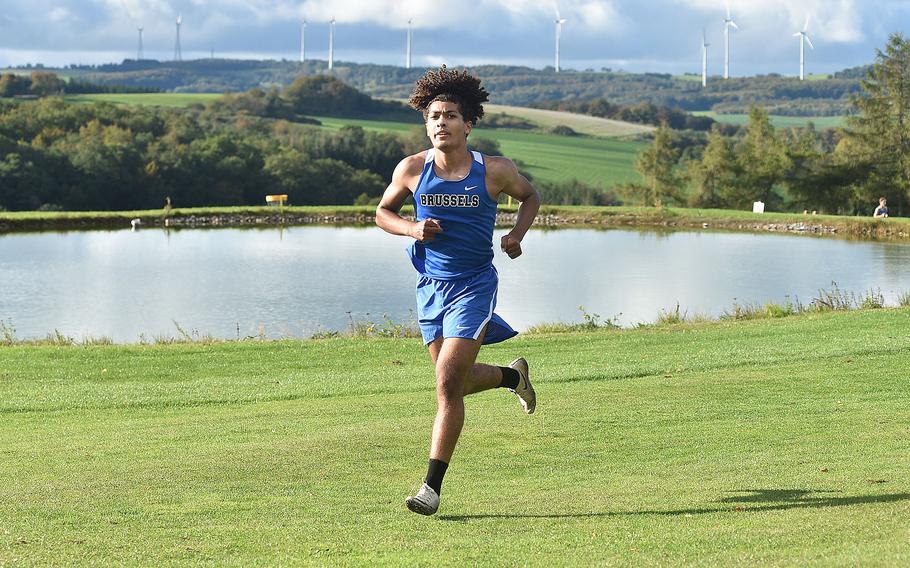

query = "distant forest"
[
  {"left": 0, "top": 76, "right": 416, "bottom": 211},
  {"left": 0, "top": 71, "right": 158, "bottom": 97},
  {"left": 10, "top": 59, "right": 870, "bottom": 116},
  {"left": 2, "top": 32, "right": 906, "bottom": 215},
  {"left": 628, "top": 34, "right": 910, "bottom": 217},
  {"left": 0, "top": 75, "right": 534, "bottom": 212}
]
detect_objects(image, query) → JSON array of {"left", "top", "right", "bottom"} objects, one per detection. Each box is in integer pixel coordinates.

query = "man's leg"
[
  {"left": 428, "top": 333, "right": 485, "bottom": 464},
  {"left": 427, "top": 333, "right": 503, "bottom": 397},
  {"left": 406, "top": 334, "right": 484, "bottom": 515},
  {"left": 407, "top": 331, "right": 534, "bottom": 515},
  {"left": 428, "top": 334, "right": 534, "bottom": 405}
]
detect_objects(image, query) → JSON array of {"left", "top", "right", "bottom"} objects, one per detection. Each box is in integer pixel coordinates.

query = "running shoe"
[
  {"left": 406, "top": 482, "right": 440, "bottom": 516},
  {"left": 509, "top": 357, "right": 536, "bottom": 414}
]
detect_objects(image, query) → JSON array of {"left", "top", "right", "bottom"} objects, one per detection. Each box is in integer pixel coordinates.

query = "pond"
[{"left": 1, "top": 226, "right": 909, "bottom": 342}]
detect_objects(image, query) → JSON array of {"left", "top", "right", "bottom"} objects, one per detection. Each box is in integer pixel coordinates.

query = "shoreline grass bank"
[
  {"left": 2, "top": 205, "right": 908, "bottom": 240},
  {"left": 4, "top": 286, "right": 907, "bottom": 347}
]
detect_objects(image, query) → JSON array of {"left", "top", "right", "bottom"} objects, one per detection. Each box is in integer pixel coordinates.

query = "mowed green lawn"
[
  {"left": 315, "top": 116, "right": 644, "bottom": 187},
  {"left": 2, "top": 308, "right": 909, "bottom": 565}
]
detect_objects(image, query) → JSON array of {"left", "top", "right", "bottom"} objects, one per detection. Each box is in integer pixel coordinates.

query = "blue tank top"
[{"left": 408, "top": 149, "right": 498, "bottom": 280}]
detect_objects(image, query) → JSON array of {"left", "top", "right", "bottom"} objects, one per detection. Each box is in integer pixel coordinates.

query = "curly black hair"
[{"left": 408, "top": 65, "right": 489, "bottom": 125}]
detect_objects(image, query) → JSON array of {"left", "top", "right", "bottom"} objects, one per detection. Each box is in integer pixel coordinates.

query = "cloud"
[
  {"left": 0, "top": 0, "right": 896, "bottom": 74},
  {"left": 576, "top": 1, "right": 621, "bottom": 29},
  {"left": 48, "top": 7, "right": 75, "bottom": 23},
  {"left": 281, "top": 0, "right": 621, "bottom": 33},
  {"left": 674, "top": 0, "right": 864, "bottom": 43}
]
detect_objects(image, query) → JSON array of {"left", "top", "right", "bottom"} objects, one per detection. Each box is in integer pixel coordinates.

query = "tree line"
[
  {"left": 204, "top": 74, "right": 417, "bottom": 122},
  {"left": 0, "top": 71, "right": 159, "bottom": 98},
  {"left": 630, "top": 34, "right": 910, "bottom": 216},
  {"left": 531, "top": 99, "right": 717, "bottom": 131},
  {"left": 0, "top": 75, "right": 515, "bottom": 211},
  {"left": 0, "top": 99, "right": 400, "bottom": 211}
]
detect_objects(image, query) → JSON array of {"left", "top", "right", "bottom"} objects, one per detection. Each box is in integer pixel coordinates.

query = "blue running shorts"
[{"left": 415, "top": 266, "right": 518, "bottom": 345}]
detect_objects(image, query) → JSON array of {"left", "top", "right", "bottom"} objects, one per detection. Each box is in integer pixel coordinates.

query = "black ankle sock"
[
  {"left": 498, "top": 366, "right": 520, "bottom": 389},
  {"left": 425, "top": 459, "right": 448, "bottom": 495}
]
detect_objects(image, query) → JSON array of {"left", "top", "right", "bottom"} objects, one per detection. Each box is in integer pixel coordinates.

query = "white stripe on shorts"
[{"left": 472, "top": 286, "right": 496, "bottom": 340}]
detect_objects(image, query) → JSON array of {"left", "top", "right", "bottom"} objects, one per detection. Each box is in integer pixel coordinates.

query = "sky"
[{"left": 0, "top": 0, "right": 907, "bottom": 76}]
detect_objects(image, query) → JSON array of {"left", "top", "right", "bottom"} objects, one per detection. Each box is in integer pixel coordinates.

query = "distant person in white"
[{"left": 873, "top": 197, "right": 889, "bottom": 218}]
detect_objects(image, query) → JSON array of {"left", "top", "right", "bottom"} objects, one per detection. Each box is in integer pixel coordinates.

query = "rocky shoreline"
[{"left": 1, "top": 211, "right": 906, "bottom": 240}]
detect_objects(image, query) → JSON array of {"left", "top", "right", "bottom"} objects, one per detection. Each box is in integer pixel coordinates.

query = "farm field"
[
  {"left": 2, "top": 308, "right": 909, "bottom": 565},
  {"left": 64, "top": 93, "right": 221, "bottom": 107},
  {"left": 693, "top": 110, "right": 846, "bottom": 129},
  {"left": 314, "top": 115, "right": 644, "bottom": 187},
  {"left": 482, "top": 102, "right": 654, "bottom": 138}
]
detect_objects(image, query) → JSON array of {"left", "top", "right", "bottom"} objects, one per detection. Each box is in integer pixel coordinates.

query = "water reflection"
[{"left": 1, "top": 226, "right": 909, "bottom": 342}]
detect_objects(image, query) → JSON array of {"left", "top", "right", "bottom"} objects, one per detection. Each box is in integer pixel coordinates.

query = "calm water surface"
[{"left": 1, "top": 226, "right": 909, "bottom": 342}]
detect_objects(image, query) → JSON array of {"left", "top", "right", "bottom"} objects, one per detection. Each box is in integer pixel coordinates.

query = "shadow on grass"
[
  {"left": 717, "top": 488, "right": 841, "bottom": 503},
  {"left": 437, "top": 490, "right": 910, "bottom": 522}
]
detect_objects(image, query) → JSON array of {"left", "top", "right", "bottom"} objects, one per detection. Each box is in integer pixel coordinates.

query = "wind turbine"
[
  {"left": 723, "top": 3, "right": 737, "bottom": 79},
  {"left": 174, "top": 14, "right": 182, "bottom": 62},
  {"left": 554, "top": 6, "right": 567, "bottom": 73},
  {"left": 328, "top": 17, "right": 335, "bottom": 70},
  {"left": 701, "top": 29, "right": 709, "bottom": 88},
  {"left": 300, "top": 19, "right": 307, "bottom": 63},
  {"left": 406, "top": 18, "right": 413, "bottom": 69},
  {"left": 793, "top": 16, "right": 814, "bottom": 81},
  {"left": 137, "top": 27, "right": 144, "bottom": 60}
]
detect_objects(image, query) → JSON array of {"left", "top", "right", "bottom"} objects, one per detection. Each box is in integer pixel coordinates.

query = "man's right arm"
[{"left": 375, "top": 156, "right": 443, "bottom": 242}]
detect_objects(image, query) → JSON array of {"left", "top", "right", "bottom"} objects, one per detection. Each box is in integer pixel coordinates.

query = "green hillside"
[
  {"left": 314, "top": 115, "right": 644, "bottom": 187},
  {"left": 62, "top": 93, "right": 645, "bottom": 188}
]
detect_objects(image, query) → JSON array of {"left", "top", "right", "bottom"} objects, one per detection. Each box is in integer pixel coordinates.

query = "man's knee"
[{"left": 435, "top": 367, "right": 466, "bottom": 401}]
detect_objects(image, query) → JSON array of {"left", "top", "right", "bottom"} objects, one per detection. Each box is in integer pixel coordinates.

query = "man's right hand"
[{"left": 410, "top": 219, "right": 443, "bottom": 242}]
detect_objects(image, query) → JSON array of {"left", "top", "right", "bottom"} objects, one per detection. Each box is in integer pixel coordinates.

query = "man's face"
[{"left": 425, "top": 100, "right": 471, "bottom": 151}]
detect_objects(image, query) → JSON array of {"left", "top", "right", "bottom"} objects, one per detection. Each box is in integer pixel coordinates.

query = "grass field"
[
  {"left": 64, "top": 93, "right": 222, "bottom": 107},
  {"left": 363, "top": 98, "right": 654, "bottom": 139},
  {"left": 693, "top": 111, "right": 846, "bottom": 129},
  {"left": 2, "top": 308, "right": 909, "bottom": 565},
  {"left": 483, "top": 103, "right": 654, "bottom": 138},
  {"left": 315, "top": 116, "right": 644, "bottom": 187}
]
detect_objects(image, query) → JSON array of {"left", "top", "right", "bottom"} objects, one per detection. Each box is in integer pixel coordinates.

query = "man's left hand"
[{"left": 501, "top": 234, "right": 522, "bottom": 259}]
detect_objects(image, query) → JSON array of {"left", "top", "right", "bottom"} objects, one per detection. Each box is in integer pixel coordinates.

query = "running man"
[{"left": 375, "top": 66, "right": 541, "bottom": 516}]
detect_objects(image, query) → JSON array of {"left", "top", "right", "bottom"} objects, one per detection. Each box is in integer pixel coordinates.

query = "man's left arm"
[{"left": 491, "top": 158, "right": 540, "bottom": 259}]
